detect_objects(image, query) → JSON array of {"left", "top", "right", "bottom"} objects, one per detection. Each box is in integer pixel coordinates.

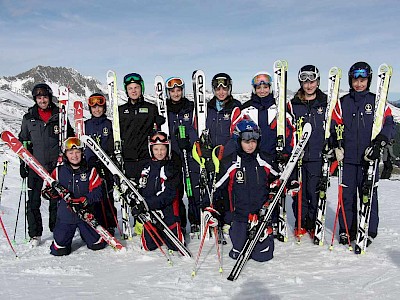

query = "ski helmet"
[
  {"left": 251, "top": 71, "right": 273, "bottom": 94},
  {"left": 32, "top": 83, "right": 53, "bottom": 101},
  {"left": 87, "top": 93, "right": 107, "bottom": 114},
  {"left": 211, "top": 73, "right": 232, "bottom": 95},
  {"left": 233, "top": 118, "right": 261, "bottom": 143},
  {"left": 348, "top": 61, "right": 373, "bottom": 90},
  {"left": 298, "top": 65, "right": 320, "bottom": 85},
  {"left": 63, "top": 137, "right": 84, "bottom": 152},
  {"left": 148, "top": 131, "right": 171, "bottom": 160},
  {"left": 123, "top": 73, "right": 145, "bottom": 96},
  {"left": 165, "top": 77, "right": 185, "bottom": 99}
]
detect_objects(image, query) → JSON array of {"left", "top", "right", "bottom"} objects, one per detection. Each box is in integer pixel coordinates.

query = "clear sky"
[{"left": 1, "top": 0, "right": 399, "bottom": 98}]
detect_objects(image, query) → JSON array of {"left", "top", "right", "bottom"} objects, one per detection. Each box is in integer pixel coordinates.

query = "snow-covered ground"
[{"left": 0, "top": 145, "right": 399, "bottom": 299}]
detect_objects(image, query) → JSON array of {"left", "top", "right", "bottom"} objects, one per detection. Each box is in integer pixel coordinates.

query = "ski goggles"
[
  {"left": 166, "top": 77, "right": 184, "bottom": 89},
  {"left": 149, "top": 133, "right": 169, "bottom": 145},
  {"left": 252, "top": 74, "right": 272, "bottom": 87},
  {"left": 241, "top": 131, "right": 260, "bottom": 141},
  {"left": 123, "top": 73, "right": 142, "bottom": 85},
  {"left": 64, "top": 137, "right": 83, "bottom": 151},
  {"left": 349, "top": 68, "right": 370, "bottom": 79},
  {"left": 32, "top": 87, "right": 50, "bottom": 97},
  {"left": 298, "top": 71, "right": 319, "bottom": 82},
  {"left": 88, "top": 95, "right": 106, "bottom": 107},
  {"left": 212, "top": 77, "right": 230, "bottom": 89}
]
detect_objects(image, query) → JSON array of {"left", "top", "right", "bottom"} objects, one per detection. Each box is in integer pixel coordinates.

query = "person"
[
  {"left": 381, "top": 139, "right": 396, "bottom": 179},
  {"left": 204, "top": 73, "right": 241, "bottom": 230},
  {"left": 19, "top": 83, "right": 74, "bottom": 247},
  {"left": 240, "top": 72, "right": 296, "bottom": 237},
  {"left": 215, "top": 119, "right": 276, "bottom": 262},
  {"left": 42, "top": 137, "right": 107, "bottom": 256},
  {"left": 131, "top": 132, "right": 184, "bottom": 251},
  {"left": 84, "top": 93, "right": 117, "bottom": 235},
  {"left": 332, "top": 61, "right": 395, "bottom": 246},
  {"left": 290, "top": 65, "right": 328, "bottom": 237},
  {"left": 165, "top": 77, "right": 198, "bottom": 234},
  {"left": 119, "top": 73, "right": 164, "bottom": 180}
]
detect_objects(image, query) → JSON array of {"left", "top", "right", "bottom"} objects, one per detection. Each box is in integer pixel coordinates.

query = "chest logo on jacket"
[
  {"left": 236, "top": 170, "right": 244, "bottom": 184},
  {"left": 365, "top": 103, "right": 373, "bottom": 115},
  {"left": 139, "top": 108, "right": 149, "bottom": 114},
  {"left": 80, "top": 173, "right": 87, "bottom": 182},
  {"left": 223, "top": 113, "right": 230, "bottom": 120},
  {"left": 317, "top": 107, "right": 324, "bottom": 115},
  {"left": 54, "top": 125, "right": 60, "bottom": 135},
  {"left": 183, "top": 113, "right": 190, "bottom": 122},
  {"left": 103, "top": 127, "right": 109, "bottom": 136}
]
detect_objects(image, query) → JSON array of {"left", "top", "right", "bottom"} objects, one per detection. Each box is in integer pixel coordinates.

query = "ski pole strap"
[
  {"left": 2, "top": 161, "right": 8, "bottom": 175},
  {"left": 192, "top": 142, "right": 206, "bottom": 168},
  {"left": 211, "top": 145, "right": 223, "bottom": 174}
]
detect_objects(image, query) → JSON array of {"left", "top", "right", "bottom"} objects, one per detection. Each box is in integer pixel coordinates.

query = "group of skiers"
[{"left": 17, "top": 61, "right": 394, "bottom": 260}]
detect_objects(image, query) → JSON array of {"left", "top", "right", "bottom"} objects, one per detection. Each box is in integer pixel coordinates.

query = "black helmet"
[
  {"left": 348, "top": 61, "right": 373, "bottom": 90},
  {"left": 123, "top": 73, "right": 145, "bottom": 96},
  {"left": 298, "top": 65, "right": 320, "bottom": 85},
  {"left": 88, "top": 92, "right": 107, "bottom": 114},
  {"left": 32, "top": 83, "right": 53, "bottom": 101},
  {"left": 211, "top": 73, "right": 232, "bottom": 95}
]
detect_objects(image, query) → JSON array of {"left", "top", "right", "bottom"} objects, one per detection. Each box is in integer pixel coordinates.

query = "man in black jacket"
[{"left": 19, "top": 83, "right": 74, "bottom": 247}]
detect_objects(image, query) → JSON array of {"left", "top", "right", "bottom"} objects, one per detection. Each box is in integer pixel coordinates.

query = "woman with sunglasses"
[
  {"left": 332, "top": 62, "right": 394, "bottom": 247},
  {"left": 84, "top": 93, "right": 117, "bottom": 236},
  {"left": 43, "top": 137, "right": 107, "bottom": 256},
  {"left": 165, "top": 77, "right": 198, "bottom": 235},
  {"left": 290, "top": 65, "right": 329, "bottom": 238},
  {"left": 119, "top": 73, "right": 165, "bottom": 181},
  {"left": 240, "top": 71, "right": 296, "bottom": 237},
  {"left": 130, "top": 132, "right": 184, "bottom": 251}
]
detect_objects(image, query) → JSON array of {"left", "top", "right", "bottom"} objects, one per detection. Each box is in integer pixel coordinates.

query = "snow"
[{"left": 1, "top": 89, "right": 400, "bottom": 299}]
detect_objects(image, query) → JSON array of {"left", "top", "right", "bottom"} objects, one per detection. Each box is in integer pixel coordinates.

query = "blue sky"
[{"left": 1, "top": 0, "right": 400, "bottom": 99}]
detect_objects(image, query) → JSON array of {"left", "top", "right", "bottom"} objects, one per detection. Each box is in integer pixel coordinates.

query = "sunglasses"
[
  {"left": 166, "top": 77, "right": 184, "bottom": 89},
  {"left": 212, "top": 77, "right": 230, "bottom": 89},
  {"left": 350, "top": 69, "right": 369, "bottom": 79},
  {"left": 298, "top": 71, "right": 319, "bottom": 82},
  {"left": 241, "top": 131, "right": 260, "bottom": 141},
  {"left": 64, "top": 137, "right": 83, "bottom": 151},
  {"left": 252, "top": 74, "right": 272, "bottom": 86},
  {"left": 88, "top": 95, "right": 106, "bottom": 107}
]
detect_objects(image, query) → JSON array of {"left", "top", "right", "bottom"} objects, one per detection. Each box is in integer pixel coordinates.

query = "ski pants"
[
  {"left": 50, "top": 220, "right": 106, "bottom": 256},
  {"left": 229, "top": 221, "right": 274, "bottom": 262},
  {"left": 340, "top": 163, "right": 379, "bottom": 238},
  {"left": 291, "top": 161, "right": 322, "bottom": 230},
  {"left": 141, "top": 221, "right": 184, "bottom": 252},
  {"left": 27, "top": 171, "right": 57, "bottom": 238}
]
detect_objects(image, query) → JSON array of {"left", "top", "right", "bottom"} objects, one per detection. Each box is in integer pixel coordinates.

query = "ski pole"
[
  {"left": 13, "top": 178, "right": 26, "bottom": 243},
  {"left": 0, "top": 161, "right": 8, "bottom": 206}
]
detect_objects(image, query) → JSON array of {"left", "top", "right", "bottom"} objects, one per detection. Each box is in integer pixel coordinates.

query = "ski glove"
[
  {"left": 286, "top": 180, "right": 300, "bottom": 197},
  {"left": 322, "top": 147, "right": 335, "bottom": 160},
  {"left": 130, "top": 199, "right": 146, "bottom": 217},
  {"left": 334, "top": 147, "right": 344, "bottom": 162},
  {"left": 177, "top": 135, "right": 191, "bottom": 150},
  {"left": 42, "top": 186, "right": 59, "bottom": 200},
  {"left": 203, "top": 206, "right": 220, "bottom": 228},
  {"left": 68, "top": 197, "right": 88, "bottom": 210},
  {"left": 20, "top": 163, "right": 28, "bottom": 179}
]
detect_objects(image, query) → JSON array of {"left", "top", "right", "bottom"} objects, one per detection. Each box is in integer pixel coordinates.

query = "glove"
[
  {"left": 203, "top": 206, "right": 220, "bottom": 228},
  {"left": 177, "top": 135, "right": 191, "bottom": 150},
  {"left": 286, "top": 180, "right": 300, "bottom": 197},
  {"left": 334, "top": 147, "right": 344, "bottom": 162},
  {"left": 364, "top": 144, "right": 381, "bottom": 162},
  {"left": 68, "top": 197, "right": 88, "bottom": 210},
  {"left": 20, "top": 163, "right": 28, "bottom": 179},
  {"left": 269, "top": 178, "right": 281, "bottom": 195},
  {"left": 322, "top": 147, "right": 335, "bottom": 160},
  {"left": 42, "top": 186, "right": 59, "bottom": 200},
  {"left": 130, "top": 199, "right": 147, "bottom": 217},
  {"left": 276, "top": 152, "right": 289, "bottom": 165}
]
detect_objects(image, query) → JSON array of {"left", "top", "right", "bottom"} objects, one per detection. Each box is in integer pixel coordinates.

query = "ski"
[
  {"left": 73, "top": 100, "right": 85, "bottom": 138},
  {"left": 81, "top": 134, "right": 192, "bottom": 257},
  {"left": 154, "top": 75, "right": 169, "bottom": 136},
  {"left": 1, "top": 131, "right": 125, "bottom": 251},
  {"left": 355, "top": 63, "right": 393, "bottom": 254},
  {"left": 273, "top": 59, "right": 289, "bottom": 242},
  {"left": 227, "top": 123, "right": 312, "bottom": 281},
  {"left": 314, "top": 67, "right": 342, "bottom": 246},
  {"left": 58, "top": 86, "right": 69, "bottom": 154}
]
